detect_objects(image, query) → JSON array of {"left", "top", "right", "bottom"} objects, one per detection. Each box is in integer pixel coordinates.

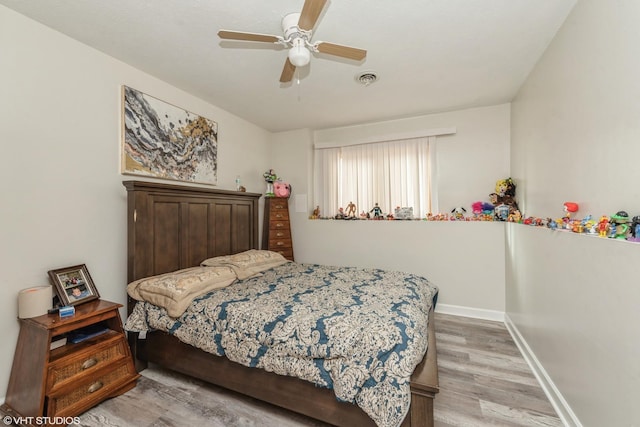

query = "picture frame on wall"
[
  {"left": 121, "top": 85, "right": 218, "bottom": 185},
  {"left": 48, "top": 264, "right": 100, "bottom": 306}
]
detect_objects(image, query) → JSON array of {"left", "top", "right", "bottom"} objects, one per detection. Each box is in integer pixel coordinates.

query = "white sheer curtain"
[{"left": 314, "top": 137, "right": 432, "bottom": 218}]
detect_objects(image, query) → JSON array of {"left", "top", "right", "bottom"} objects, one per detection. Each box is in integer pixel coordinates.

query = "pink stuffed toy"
[{"left": 273, "top": 181, "right": 291, "bottom": 198}]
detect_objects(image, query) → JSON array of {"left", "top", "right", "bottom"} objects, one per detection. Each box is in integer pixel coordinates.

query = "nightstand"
[
  {"left": 262, "top": 197, "right": 294, "bottom": 261},
  {"left": 1, "top": 299, "right": 139, "bottom": 422}
]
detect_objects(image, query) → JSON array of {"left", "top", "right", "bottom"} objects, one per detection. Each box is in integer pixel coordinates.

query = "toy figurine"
[
  {"left": 345, "top": 201, "right": 357, "bottom": 218},
  {"left": 583, "top": 216, "right": 597, "bottom": 234},
  {"left": 395, "top": 207, "right": 414, "bottom": 220},
  {"left": 629, "top": 215, "right": 640, "bottom": 242},
  {"left": 471, "top": 201, "right": 495, "bottom": 218},
  {"left": 450, "top": 207, "right": 467, "bottom": 221},
  {"left": 273, "top": 181, "right": 291, "bottom": 198},
  {"left": 563, "top": 202, "right": 579, "bottom": 219},
  {"left": 471, "top": 202, "right": 483, "bottom": 216},
  {"left": 311, "top": 206, "right": 320, "bottom": 219},
  {"left": 610, "top": 211, "right": 630, "bottom": 239},
  {"left": 263, "top": 169, "right": 278, "bottom": 196},
  {"left": 571, "top": 220, "right": 583, "bottom": 233},
  {"left": 369, "top": 203, "right": 383, "bottom": 219},
  {"left": 597, "top": 216, "right": 609, "bottom": 237},
  {"left": 494, "top": 178, "right": 520, "bottom": 214},
  {"left": 335, "top": 207, "right": 345, "bottom": 219},
  {"left": 494, "top": 204, "right": 509, "bottom": 221},
  {"left": 507, "top": 210, "right": 522, "bottom": 223}
]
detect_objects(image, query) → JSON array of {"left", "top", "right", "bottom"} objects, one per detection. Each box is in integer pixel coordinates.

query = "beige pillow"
[
  {"left": 201, "top": 249, "right": 289, "bottom": 280},
  {"left": 127, "top": 266, "right": 236, "bottom": 317}
]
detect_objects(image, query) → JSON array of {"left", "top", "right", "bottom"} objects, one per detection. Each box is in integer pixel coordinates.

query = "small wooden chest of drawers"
[
  {"left": 262, "top": 197, "right": 294, "bottom": 261},
  {"left": 1, "top": 300, "right": 139, "bottom": 424}
]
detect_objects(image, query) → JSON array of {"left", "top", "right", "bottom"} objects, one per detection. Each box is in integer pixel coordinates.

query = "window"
[{"left": 314, "top": 136, "right": 435, "bottom": 219}]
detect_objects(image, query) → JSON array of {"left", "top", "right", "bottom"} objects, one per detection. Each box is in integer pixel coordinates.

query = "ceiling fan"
[{"left": 218, "top": 0, "right": 367, "bottom": 83}]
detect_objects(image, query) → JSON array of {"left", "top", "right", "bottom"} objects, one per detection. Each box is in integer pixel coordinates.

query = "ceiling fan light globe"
[{"left": 288, "top": 43, "right": 311, "bottom": 67}]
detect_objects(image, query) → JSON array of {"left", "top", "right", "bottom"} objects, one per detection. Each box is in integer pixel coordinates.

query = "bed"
[{"left": 123, "top": 180, "right": 439, "bottom": 427}]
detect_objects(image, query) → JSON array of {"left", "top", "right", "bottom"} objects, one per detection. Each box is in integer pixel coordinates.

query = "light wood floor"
[
  {"left": 433, "top": 313, "right": 562, "bottom": 426},
  {"left": 2, "top": 313, "right": 563, "bottom": 426}
]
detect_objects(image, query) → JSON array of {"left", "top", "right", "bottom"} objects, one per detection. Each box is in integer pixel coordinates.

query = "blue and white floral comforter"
[{"left": 125, "top": 262, "right": 438, "bottom": 427}]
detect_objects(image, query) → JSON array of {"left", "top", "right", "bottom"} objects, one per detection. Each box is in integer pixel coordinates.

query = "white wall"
[
  {"left": 0, "top": 5, "right": 271, "bottom": 400},
  {"left": 270, "top": 105, "right": 511, "bottom": 314},
  {"left": 509, "top": 1, "right": 640, "bottom": 425}
]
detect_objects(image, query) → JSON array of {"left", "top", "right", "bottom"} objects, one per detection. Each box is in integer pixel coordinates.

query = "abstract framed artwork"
[{"left": 121, "top": 86, "right": 218, "bottom": 185}]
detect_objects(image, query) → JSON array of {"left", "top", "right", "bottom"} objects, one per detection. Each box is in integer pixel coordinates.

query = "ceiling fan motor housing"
[{"left": 282, "top": 13, "right": 307, "bottom": 41}]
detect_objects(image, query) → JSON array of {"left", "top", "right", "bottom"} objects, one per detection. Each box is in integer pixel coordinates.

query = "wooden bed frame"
[{"left": 124, "top": 180, "right": 439, "bottom": 427}]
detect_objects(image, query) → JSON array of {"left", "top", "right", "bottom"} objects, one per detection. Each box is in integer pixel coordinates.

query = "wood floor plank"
[
  {"left": 438, "top": 354, "right": 541, "bottom": 388},
  {"left": 479, "top": 400, "right": 563, "bottom": 427}
]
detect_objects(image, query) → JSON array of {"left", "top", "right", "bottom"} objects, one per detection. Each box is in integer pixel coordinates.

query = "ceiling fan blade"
[
  {"left": 316, "top": 42, "right": 367, "bottom": 61},
  {"left": 280, "top": 58, "right": 296, "bottom": 83},
  {"left": 298, "top": 0, "right": 327, "bottom": 31},
  {"left": 218, "top": 30, "right": 280, "bottom": 43}
]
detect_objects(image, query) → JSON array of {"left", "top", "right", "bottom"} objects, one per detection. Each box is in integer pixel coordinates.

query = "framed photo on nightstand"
[{"left": 48, "top": 264, "right": 100, "bottom": 306}]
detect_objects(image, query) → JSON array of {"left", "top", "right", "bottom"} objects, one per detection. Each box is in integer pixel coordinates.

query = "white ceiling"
[{"left": 1, "top": 0, "right": 576, "bottom": 133}]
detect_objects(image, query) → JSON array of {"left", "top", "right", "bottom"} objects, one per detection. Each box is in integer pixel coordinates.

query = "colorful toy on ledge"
[
  {"left": 310, "top": 206, "right": 321, "bottom": 219},
  {"left": 369, "top": 203, "right": 384, "bottom": 220},
  {"left": 449, "top": 207, "right": 467, "bottom": 221},
  {"left": 425, "top": 213, "right": 443, "bottom": 221},
  {"left": 491, "top": 178, "right": 521, "bottom": 221},
  {"left": 559, "top": 201, "right": 578, "bottom": 230},
  {"left": 581, "top": 215, "right": 597, "bottom": 234},
  {"left": 596, "top": 215, "right": 609, "bottom": 237},
  {"left": 508, "top": 209, "right": 523, "bottom": 223},
  {"left": 563, "top": 201, "right": 579, "bottom": 218},
  {"left": 345, "top": 201, "right": 357, "bottom": 218},
  {"left": 610, "top": 211, "right": 630, "bottom": 239},
  {"left": 540, "top": 202, "right": 640, "bottom": 243},
  {"left": 630, "top": 216, "right": 640, "bottom": 242},
  {"left": 395, "top": 207, "right": 415, "bottom": 220},
  {"left": 471, "top": 201, "right": 495, "bottom": 221},
  {"left": 334, "top": 206, "right": 358, "bottom": 220}
]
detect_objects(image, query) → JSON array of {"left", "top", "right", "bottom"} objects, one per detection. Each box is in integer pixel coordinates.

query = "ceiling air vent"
[{"left": 356, "top": 71, "right": 378, "bottom": 86}]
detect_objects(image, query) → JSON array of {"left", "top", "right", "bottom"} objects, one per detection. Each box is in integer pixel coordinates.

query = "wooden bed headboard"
[{"left": 123, "top": 180, "right": 261, "bottom": 314}]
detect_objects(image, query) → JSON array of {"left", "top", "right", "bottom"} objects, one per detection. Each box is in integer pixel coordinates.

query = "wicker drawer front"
[
  {"left": 47, "top": 362, "right": 133, "bottom": 416},
  {"left": 47, "top": 336, "right": 127, "bottom": 393}
]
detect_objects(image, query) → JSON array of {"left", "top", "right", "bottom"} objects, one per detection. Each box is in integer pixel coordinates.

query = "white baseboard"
[
  {"left": 435, "top": 303, "right": 505, "bottom": 322},
  {"left": 504, "top": 314, "right": 582, "bottom": 427}
]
